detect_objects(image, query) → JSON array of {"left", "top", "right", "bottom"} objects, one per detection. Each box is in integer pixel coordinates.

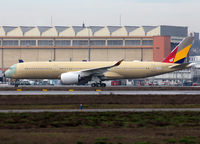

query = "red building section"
[{"left": 153, "top": 36, "right": 171, "bottom": 62}]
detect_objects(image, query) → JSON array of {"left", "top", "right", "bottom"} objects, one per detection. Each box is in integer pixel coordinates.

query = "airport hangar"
[{"left": 0, "top": 25, "right": 188, "bottom": 71}]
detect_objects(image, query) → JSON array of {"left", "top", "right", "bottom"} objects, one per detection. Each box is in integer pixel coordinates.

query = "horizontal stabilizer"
[{"left": 169, "top": 63, "right": 191, "bottom": 69}]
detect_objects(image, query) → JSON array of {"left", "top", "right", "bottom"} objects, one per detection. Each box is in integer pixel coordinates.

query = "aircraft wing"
[{"left": 80, "top": 59, "right": 123, "bottom": 77}]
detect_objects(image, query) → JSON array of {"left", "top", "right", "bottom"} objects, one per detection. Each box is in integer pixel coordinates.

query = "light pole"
[
  {"left": 1, "top": 38, "right": 4, "bottom": 83},
  {"left": 1, "top": 39, "right": 3, "bottom": 72},
  {"left": 53, "top": 38, "right": 56, "bottom": 61},
  {"left": 88, "top": 26, "right": 91, "bottom": 61}
]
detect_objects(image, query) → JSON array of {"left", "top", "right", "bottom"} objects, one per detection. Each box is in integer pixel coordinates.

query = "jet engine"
[{"left": 61, "top": 72, "right": 80, "bottom": 85}]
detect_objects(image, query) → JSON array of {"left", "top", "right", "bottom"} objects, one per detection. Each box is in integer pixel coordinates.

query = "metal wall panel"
[
  {"left": 4, "top": 49, "right": 21, "bottom": 67},
  {"left": 20, "top": 49, "right": 39, "bottom": 62},
  {"left": 37, "top": 49, "right": 52, "bottom": 61},
  {"left": 107, "top": 49, "right": 125, "bottom": 61},
  {"left": 55, "top": 49, "right": 73, "bottom": 61},
  {"left": 143, "top": 49, "right": 153, "bottom": 61},
  {"left": 90, "top": 48, "right": 108, "bottom": 61},
  {"left": 72, "top": 49, "right": 88, "bottom": 61},
  {"left": 125, "top": 48, "right": 141, "bottom": 61}
]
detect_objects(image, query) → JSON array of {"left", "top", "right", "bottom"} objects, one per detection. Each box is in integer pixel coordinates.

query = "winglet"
[{"left": 114, "top": 59, "right": 123, "bottom": 67}]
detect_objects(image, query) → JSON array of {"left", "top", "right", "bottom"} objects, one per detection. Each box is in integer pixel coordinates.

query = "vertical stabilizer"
[{"left": 162, "top": 37, "right": 194, "bottom": 63}]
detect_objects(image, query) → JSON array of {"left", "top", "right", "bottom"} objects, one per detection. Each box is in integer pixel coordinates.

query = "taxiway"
[
  {"left": 1, "top": 108, "right": 200, "bottom": 113},
  {"left": 0, "top": 90, "right": 200, "bottom": 95}
]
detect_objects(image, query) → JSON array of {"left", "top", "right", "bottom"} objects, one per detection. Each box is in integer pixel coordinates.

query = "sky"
[{"left": 0, "top": 0, "right": 199, "bottom": 32}]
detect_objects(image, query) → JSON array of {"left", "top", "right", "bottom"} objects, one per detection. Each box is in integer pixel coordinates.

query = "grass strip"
[
  {"left": 0, "top": 112, "right": 199, "bottom": 129},
  {"left": 0, "top": 104, "right": 200, "bottom": 110}
]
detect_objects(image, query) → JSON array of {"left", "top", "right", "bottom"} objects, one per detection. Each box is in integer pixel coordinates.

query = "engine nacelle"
[{"left": 61, "top": 72, "right": 80, "bottom": 85}]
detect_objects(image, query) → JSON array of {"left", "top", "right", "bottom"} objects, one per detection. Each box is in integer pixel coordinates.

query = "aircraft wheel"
[
  {"left": 91, "top": 83, "right": 97, "bottom": 87},
  {"left": 91, "top": 83, "right": 106, "bottom": 87},
  {"left": 101, "top": 83, "right": 106, "bottom": 87}
]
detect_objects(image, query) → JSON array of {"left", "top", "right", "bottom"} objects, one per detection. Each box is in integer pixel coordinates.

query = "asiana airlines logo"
[{"left": 169, "top": 58, "right": 174, "bottom": 62}]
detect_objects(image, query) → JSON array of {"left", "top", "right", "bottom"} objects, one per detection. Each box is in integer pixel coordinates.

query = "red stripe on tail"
[{"left": 162, "top": 47, "right": 178, "bottom": 63}]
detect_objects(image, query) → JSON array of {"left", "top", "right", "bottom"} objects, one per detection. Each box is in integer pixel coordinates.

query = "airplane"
[{"left": 5, "top": 36, "right": 194, "bottom": 87}]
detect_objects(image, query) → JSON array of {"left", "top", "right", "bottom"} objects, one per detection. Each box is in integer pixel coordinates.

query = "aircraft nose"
[
  {"left": 5, "top": 69, "right": 11, "bottom": 78},
  {"left": 5, "top": 64, "right": 17, "bottom": 78}
]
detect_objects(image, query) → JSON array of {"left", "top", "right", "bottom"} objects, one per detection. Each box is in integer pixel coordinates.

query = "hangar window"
[
  {"left": 20, "top": 40, "right": 36, "bottom": 46},
  {"left": 3, "top": 40, "right": 18, "bottom": 46},
  {"left": 90, "top": 40, "right": 105, "bottom": 46},
  {"left": 73, "top": 40, "right": 88, "bottom": 46},
  {"left": 125, "top": 40, "right": 140, "bottom": 46},
  {"left": 55, "top": 40, "right": 71, "bottom": 46},
  {"left": 142, "top": 40, "right": 153, "bottom": 46},
  {"left": 107, "top": 40, "right": 123, "bottom": 46},
  {"left": 38, "top": 40, "right": 53, "bottom": 46}
]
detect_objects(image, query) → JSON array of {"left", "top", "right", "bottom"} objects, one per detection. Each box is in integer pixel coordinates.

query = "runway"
[
  {"left": 0, "top": 90, "right": 200, "bottom": 95},
  {"left": 1, "top": 108, "right": 200, "bottom": 113}
]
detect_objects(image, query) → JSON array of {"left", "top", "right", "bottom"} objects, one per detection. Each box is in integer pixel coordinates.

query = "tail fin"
[{"left": 162, "top": 37, "right": 194, "bottom": 63}]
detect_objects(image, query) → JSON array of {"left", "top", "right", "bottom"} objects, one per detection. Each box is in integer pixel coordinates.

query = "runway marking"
[
  {"left": 1, "top": 90, "right": 200, "bottom": 96},
  {"left": 68, "top": 89, "right": 74, "bottom": 92},
  {"left": 96, "top": 89, "right": 102, "bottom": 91},
  {"left": 16, "top": 89, "right": 22, "bottom": 91},
  {"left": 42, "top": 89, "right": 48, "bottom": 91},
  {"left": 0, "top": 108, "right": 200, "bottom": 113}
]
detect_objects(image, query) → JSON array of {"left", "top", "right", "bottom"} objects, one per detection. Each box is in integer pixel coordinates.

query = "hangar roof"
[{"left": 0, "top": 25, "right": 188, "bottom": 38}]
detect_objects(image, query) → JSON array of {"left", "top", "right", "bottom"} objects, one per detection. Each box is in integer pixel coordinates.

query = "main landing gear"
[{"left": 91, "top": 82, "right": 106, "bottom": 87}]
